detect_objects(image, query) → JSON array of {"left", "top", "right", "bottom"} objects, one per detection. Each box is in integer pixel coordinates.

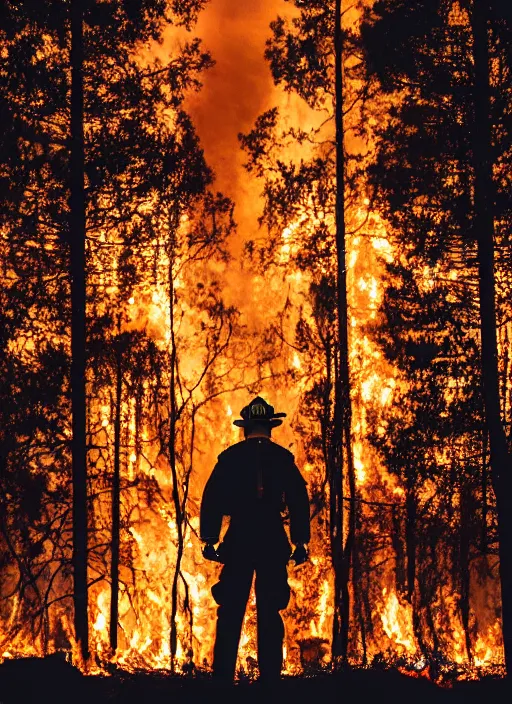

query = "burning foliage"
[{"left": 0, "top": 0, "right": 511, "bottom": 685}]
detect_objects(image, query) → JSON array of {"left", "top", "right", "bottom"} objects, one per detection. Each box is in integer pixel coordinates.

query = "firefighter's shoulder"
[
  {"left": 217, "top": 439, "right": 295, "bottom": 462},
  {"left": 217, "top": 440, "right": 246, "bottom": 461},
  {"left": 270, "top": 442, "right": 307, "bottom": 480},
  {"left": 269, "top": 441, "right": 295, "bottom": 462}
]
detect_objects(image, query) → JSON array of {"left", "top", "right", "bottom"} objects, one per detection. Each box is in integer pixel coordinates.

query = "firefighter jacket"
[{"left": 200, "top": 437, "right": 310, "bottom": 561}]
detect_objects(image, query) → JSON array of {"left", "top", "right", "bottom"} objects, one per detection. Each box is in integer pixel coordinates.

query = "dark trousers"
[{"left": 211, "top": 555, "right": 290, "bottom": 681}]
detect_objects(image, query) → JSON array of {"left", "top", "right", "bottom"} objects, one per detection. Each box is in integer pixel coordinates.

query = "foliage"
[{"left": 0, "top": 0, "right": 238, "bottom": 661}]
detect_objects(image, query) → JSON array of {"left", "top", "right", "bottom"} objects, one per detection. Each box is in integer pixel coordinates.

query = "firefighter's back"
[{"left": 218, "top": 437, "right": 293, "bottom": 557}]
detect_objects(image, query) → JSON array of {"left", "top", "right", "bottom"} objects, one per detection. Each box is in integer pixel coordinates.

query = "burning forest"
[{"left": 1, "top": 0, "right": 512, "bottom": 698}]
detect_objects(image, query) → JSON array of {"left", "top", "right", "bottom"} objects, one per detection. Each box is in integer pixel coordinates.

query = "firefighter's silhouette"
[{"left": 200, "top": 396, "right": 310, "bottom": 682}]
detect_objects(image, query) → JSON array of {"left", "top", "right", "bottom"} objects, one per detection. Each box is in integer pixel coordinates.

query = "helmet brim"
[{"left": 233, "top": 418, "right": 283, "bottom": 428}]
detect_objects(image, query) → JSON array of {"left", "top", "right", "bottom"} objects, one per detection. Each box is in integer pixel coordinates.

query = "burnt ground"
[{"left": 0, "top": 655, "right": 510, "bottom": 704}]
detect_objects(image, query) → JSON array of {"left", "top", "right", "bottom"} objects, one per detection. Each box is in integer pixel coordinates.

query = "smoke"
[
  {"left": 177, "top": 0, "right": 310, "bottom": 451},
  {"left": 184, "top": 0, "right": 281, "bottom": 255}
]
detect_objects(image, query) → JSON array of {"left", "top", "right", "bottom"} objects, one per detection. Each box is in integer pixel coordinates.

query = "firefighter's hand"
[
  {"left": 202, "top": 542, "right": 221, "bottom": 562},
  {"left": 291, "top": 544, "right": 308, "bottom": 566}
]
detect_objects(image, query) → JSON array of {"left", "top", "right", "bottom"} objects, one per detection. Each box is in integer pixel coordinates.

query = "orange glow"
[{"left": 0, "top": 0, "right": 506, "bottom": 685}]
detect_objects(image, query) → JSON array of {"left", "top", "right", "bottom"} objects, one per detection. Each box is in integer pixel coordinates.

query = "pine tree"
[
  {"left": 0, "top": 0, "right": 231, "bottom": 663},
  {"left": 70, "top": 0, "right": 88, "bottom": 659},
  {"left": 362, "top": 0, "right": 512, "bottom": 671}
]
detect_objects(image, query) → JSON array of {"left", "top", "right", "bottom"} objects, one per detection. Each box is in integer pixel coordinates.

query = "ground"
[{"left": 0, "top": 655, "right": 510, "bottom": 704}]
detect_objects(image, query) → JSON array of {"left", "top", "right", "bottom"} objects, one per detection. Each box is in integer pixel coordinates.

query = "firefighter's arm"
[
  {"left": 285, "top": 460, "right": 311, "bottom": 550},
  {"left": 200, "top": 461, "right": 225, "bottom": 547}
]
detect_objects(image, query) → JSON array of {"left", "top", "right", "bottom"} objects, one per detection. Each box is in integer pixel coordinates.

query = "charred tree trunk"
[
  {"left": 181, "top": 407, "right": 199, "bottom": 663},
  {"left": 405, "top": 475, "right": 417, "bottom": 603},
  {"left": 407, "top": 481, "right": 428, "bottom": 657},
  {"left": 168, "top": 264, "right": 184, "bottom": 672},
  {"left": 391, "top": 505, "right": 406, "bottom": 596},
  {"left": 330, "top": 0, "right": 356, "bottom": 664},
  {"left": 459, "top": 483, "right": 473, "bottom": 663},
  {"left": 421, "top": 540, "right": 441, "bottom": 656},
  {"left": 352, "top": 512, "right": 367, "bottom": 665},
  {"left": 70, "top": 0, "right": 89, "bottom": 661},
  {"left": 109, "top": 342, "right": 122, "bottom": 653},
  {"left": 471, "top": 0, "right": 512, "bottom": 675},
  {"left": 481, "top": 430, "right": 489, "bottom": 553}
]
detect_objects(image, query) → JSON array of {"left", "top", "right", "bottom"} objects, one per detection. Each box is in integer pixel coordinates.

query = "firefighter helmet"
[{"left": 233, "top": 396, "right": 287, "bottom": 428}]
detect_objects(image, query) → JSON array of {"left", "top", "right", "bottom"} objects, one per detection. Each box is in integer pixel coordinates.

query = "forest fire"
[{"left": 1, "top": 0, "right": 511, "bottom": 696}]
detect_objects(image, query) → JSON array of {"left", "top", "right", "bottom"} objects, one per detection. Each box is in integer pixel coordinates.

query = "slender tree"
[
  {"left": 0, "top": 0, "right": 233, "bottom": 665},
  {"left": 108, "top": 326, "right": 124, "bottom": 654},
  {"left": 332, "top": 0, "right": 355, "bottom": 662},
  {"left": 362, "top": 0, "right": 512, "bottom": 670},
  {"left": 471, "top": 0, "right": 512, "bottom": 674},
  {"left": 70, "top": 0, "right": 89, "bottom": 661}
]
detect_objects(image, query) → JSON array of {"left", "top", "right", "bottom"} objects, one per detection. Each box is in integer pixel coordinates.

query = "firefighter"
[{"left": 200, "top": 396, "right": 310, "bottom": 683}]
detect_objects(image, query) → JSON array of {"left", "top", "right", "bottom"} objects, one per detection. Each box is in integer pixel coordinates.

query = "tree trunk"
[
  {"left": 331, "top": 0, "right": 355, "bottom": 664},
  {"left": 424, "top": 542, "right": 441, "bottom": 655},
  {"left": 70, "top": 0, "right": 89, "bottom": 662},
  {"left": 168, "top": 263, "right": 184, "bottom": 672},
  {"left": 109, "top": 343, "right": 122, "bottom": 653},
  {"left": 471, "top": 0, "right": 512, "bottom": 675},
  {"left": 405, "top": 476, "right": 417, "bottom": 603},
  {"left": 459, "top": 483, "right": 473, "bottom": 663},
  {"left": 481, "top": 430, "right": 489, "bottom": 553},
  {"left": 352, "top": 512, "right": 367, "bottom": 665},
  {"left": 391, "top": 505, "right": 406, "bottom": 596}
]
